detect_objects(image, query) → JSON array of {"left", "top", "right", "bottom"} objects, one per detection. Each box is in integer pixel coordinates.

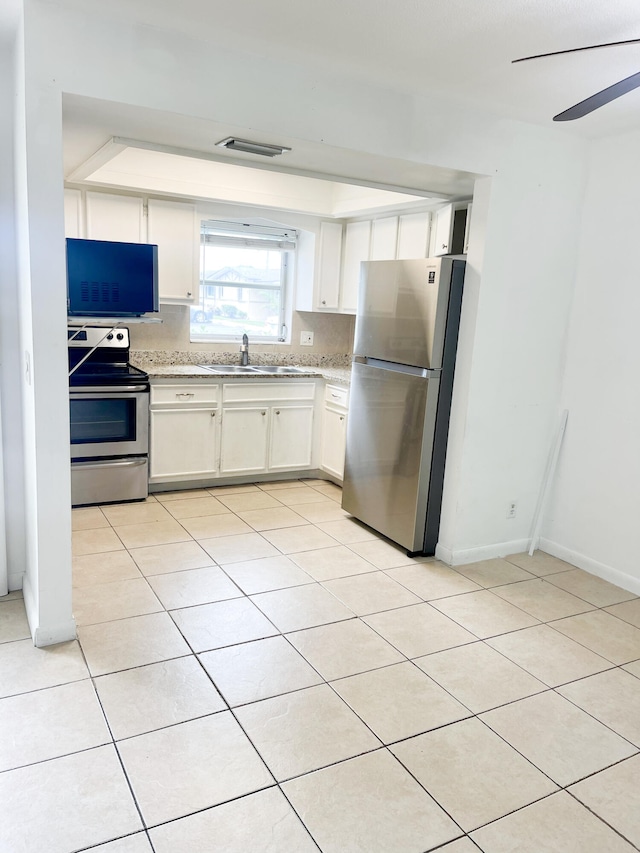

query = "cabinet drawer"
[
  {"left": 151, "top": 383, "right": 219, "bottom": 406},
  {"left": 222, "top": 382, "right": 316, "bottom": 404},
  {"left": 324, "top": 384, "right": 349, "bottom": 409}
]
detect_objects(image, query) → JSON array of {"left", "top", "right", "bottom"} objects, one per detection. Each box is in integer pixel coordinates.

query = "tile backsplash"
[{"left": 128, "top": 304, "right": 355, "bottom": 359}]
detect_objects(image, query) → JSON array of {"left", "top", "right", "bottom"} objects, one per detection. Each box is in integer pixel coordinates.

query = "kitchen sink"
[
  {"left": 251, "top": 365, "right": 316, "bottom": 375},
  {"left": 197, "top": 364, "right": 259, "bottom": 374},
  {"left": 197, "top": 364, "right": 316, "bottom": 375}
]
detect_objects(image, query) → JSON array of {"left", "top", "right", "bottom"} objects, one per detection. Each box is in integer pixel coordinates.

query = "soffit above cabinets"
[{"left": 66, "top": 137, "right": 459, "bottom": 218}]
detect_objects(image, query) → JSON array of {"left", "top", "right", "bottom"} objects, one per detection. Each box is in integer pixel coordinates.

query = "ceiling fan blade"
[
  {"left": 553, "top": 70, "right": 640, "bottom": 120},
  {"left": 513, "top": 38, "right": 640, "bottom": 63}
]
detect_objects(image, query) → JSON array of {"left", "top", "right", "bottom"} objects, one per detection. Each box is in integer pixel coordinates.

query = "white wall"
[
  {"left": 0, "top": 36, "right": 21, "bottom": 596},
  {"left": 16, "top": 0, "right": 592, "bottom": 639},
  {"left": 1, "top": 21, "right": 28, "bottom": 596},
  {"left": 438, "top": 128, "right": 587, "bottom": 564},
  {"left": 542, "top": 131, "right": 640, "bottom": 593},
  {"left": 14, "top": 8, "right": 75, "bottom": 644}
]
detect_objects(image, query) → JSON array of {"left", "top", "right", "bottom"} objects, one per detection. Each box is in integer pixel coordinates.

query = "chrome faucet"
[{"left": 240, "top": 333, "right": 249, "bottom": 366}]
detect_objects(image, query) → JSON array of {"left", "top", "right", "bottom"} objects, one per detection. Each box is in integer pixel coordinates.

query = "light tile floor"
[{"left": 1, "top": 479, "right": 640, "bottom": 852}]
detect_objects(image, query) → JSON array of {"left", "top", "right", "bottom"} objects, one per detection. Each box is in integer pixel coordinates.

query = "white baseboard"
[
  {"left": 539, "top": 537, "right": 640, "bottom": 597},
  {"left": 32, "top": 620, "right": 77, "bottom": 648},
  {"left": 22, "top": 573, "right": 77, "bottom": 647},
  {"left": 436, "top": 534, "right": 640, "bottom": 597},
  {"left": 435, "top": 538, "right": 531, "bottom": 567}
]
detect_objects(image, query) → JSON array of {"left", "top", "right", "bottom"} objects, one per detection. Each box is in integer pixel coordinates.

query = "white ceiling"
[
  {"left": 62, "top": 0, "right": 640, "bottom": 139},
  {"left": 60, "top": 0, "right": 640, "bottom": 210}
]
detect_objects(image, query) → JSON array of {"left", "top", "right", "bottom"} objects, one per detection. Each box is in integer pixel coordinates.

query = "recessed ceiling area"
[
  {"left": 62, "top": 95, "right": 481, "bottom": 219},
  {"left": 68, "top": 138, "right": 439, "bottom": 218}
]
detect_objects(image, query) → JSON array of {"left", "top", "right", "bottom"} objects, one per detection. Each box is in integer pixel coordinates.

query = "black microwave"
[{"left": 66, "top": 238, "right": 159, "bottom": 317}]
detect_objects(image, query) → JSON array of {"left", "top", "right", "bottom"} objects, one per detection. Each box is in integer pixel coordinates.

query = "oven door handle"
[
  {"left": 71, "top": 458, "right": 148, "bottom": 470},
  {"left": 69, "top": 385, "right": 149, "bottom": 394}
]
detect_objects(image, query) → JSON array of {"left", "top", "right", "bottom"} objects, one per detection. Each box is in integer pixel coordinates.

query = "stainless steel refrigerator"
[{"left": 342, "top": 257, "right": 465, "bottom": 555}]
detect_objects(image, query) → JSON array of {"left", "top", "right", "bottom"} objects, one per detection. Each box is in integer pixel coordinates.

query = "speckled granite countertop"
[{"left": 131, "top": 352, "right": 352, "bottom": 385}]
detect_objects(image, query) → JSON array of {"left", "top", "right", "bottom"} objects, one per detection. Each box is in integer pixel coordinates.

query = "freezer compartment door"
[
  {"left": 353, "top": 258, "right": 451, "bottom": 368},
  {"left": 342, "top": 361, "right": 439, "bottom": 552}
]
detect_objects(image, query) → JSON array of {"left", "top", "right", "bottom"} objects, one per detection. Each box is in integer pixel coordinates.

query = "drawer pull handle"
[
  {"left": 331, "top": 393, "right": 341, "bottom": 399},
  {"left": 176, "top": 392, "right": 195, "bottom": 398}
]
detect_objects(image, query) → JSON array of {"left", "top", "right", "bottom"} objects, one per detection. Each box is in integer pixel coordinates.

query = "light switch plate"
[{"left": 300, "top": 331, "right": 314, "bottom": 346}]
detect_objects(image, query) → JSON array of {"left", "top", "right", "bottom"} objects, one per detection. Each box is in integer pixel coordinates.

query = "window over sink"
[{"left": 190, "top": 219, "right": 296, "bottom": 344}]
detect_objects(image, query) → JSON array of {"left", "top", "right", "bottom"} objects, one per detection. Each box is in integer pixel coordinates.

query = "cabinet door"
[
  {"left": 433, "top": 204, "right": 453, "bottom": 255},
  {"left": 269, "top": 405, "right": 314, "bottom": 470},
  {"left": 341, "top": 220, "right": 371, "bottom": 314},
  {"left": 397, "top": 211, "right": 430, "bottom": 259},
  {"left": 150, "top": 407, "right": 218, "bottom": 480},
  {"left": 370, "top": 216, "right": 398, "bottom": 260},
  {"left": 64, "top": 188, "right": 83, "bottom": 238},
  {"left": 147, "top": 199, "right": 198, "bottom": 303},
  {"left": 321, "top": 406, "right": 347, "bottom": 480},
  {"left": 316, "top": 221, "right": 343, "bottom": 310},
  {"left": 220, "top": 407, "right": 269, "bottom": 474},
  {"left": 86, "top": 192, "right": 144, "bottom": 243},
  {"left": 463, "top": 202, "right": 473, "bottom": 254}
]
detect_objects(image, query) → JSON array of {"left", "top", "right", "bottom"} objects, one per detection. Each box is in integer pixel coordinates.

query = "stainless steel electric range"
[{"left": 68, "top": 326, "right": 149, "bottom": 507}]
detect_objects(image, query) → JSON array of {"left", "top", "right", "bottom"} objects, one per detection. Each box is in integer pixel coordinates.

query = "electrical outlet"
[
  {"left": 506, "top": 501, "right": 517, "bottom": 519},
  {"left": 300, "top": 331, "right": 314, "bottom": 346}
]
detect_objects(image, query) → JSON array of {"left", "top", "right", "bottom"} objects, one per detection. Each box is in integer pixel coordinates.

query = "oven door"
[{"left": 69, "top": 385, "right": 149, "bottom": 459}]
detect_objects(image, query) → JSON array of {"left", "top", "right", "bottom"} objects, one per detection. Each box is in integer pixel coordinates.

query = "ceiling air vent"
[{"left": 215, "top": 137, "right": 291, "bottom": 157}]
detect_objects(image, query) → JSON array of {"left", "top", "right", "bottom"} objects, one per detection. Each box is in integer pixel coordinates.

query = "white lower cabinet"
[
  {"left": 269, "top": 405, "right": 315, "bottom": 470},
  {"left": 149, "top": 382, "right": 220, "bottom": 482},
  {"left": 220, "top": 382, "right": 317, "bottom": 476},
  {"left": 150, "top": 407, "right": 219, "bottom": 480},
  {"left": 150, "top": 378, "right": 320, "bottom": 484},
  {"left": 219, "top": 407, "right": 269, "bottom": 475},
  {"left": 321, "top": 384, "right": 349, "bottom": 480}
]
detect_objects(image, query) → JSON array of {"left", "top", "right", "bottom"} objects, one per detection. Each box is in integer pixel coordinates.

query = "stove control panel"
[{"left": 68, "top": 326, "right": 130, "bottom": 349}]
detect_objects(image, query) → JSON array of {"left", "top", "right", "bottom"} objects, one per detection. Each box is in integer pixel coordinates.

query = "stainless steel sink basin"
[
  {"left": 197, "top": 364, "right": 316, "bottom": 375},
  {"left": 251, "top": 365, "right": 315, "bottom": 374},
  {"left": 197, "top": 364, "right": 259, "bottom": 374}
]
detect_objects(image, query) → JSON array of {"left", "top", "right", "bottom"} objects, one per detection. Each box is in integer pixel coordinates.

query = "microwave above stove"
[{"left": 66, "top": 237, "right": 159, "bottom": 317}]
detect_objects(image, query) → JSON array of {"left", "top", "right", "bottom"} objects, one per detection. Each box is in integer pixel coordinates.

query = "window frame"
[{"left": 190, "top": 219, "right": 296, "bottom": 344}]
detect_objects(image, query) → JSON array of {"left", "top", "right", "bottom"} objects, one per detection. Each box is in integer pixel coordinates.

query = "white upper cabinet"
[
  {"left": 433, "top": 204, "right": 454, "bottom": 255},
  {"left": 315, "top": 221, "right": 343, "bottom": 310},
  {"left": 397, "top": 211, "right": 431, "bottom": 259},
  {"left": 433, "top": 202, "right": 469, "bottom": 256},
  {"left": 370, "top": 216, "right": 399, "bottom": 260},
  {"left": 147, "top": 199, "right": 199, "bottom": 303},
  {"left": 85, "top": 192, "right": 144, "bottom": 243},
  {"left": 64, "top": 189, "right": 83, "bottom": 239},
  {"left": 340, "top": 219, "right": 371, "bottom": 314},
  {"left": 299, "top": 210, "right": 433, "bottom": 316},
  {"left": 463, "top": 202, "right": 473, "bottom": 254}
]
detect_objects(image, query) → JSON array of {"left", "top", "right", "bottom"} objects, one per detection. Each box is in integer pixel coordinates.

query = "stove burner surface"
[{"left": 69, "top": 362, "right": 149, "bottom": 387}]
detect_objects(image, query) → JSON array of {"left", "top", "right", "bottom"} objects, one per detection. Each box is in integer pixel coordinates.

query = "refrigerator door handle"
[{"left": 353, "top": 355, "right": 442, "bottom": 379}]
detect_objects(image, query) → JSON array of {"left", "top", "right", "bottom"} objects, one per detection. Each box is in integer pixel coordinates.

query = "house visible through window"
[{"left": 190, "top": 220, "right": 296, "bottom": 342}]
